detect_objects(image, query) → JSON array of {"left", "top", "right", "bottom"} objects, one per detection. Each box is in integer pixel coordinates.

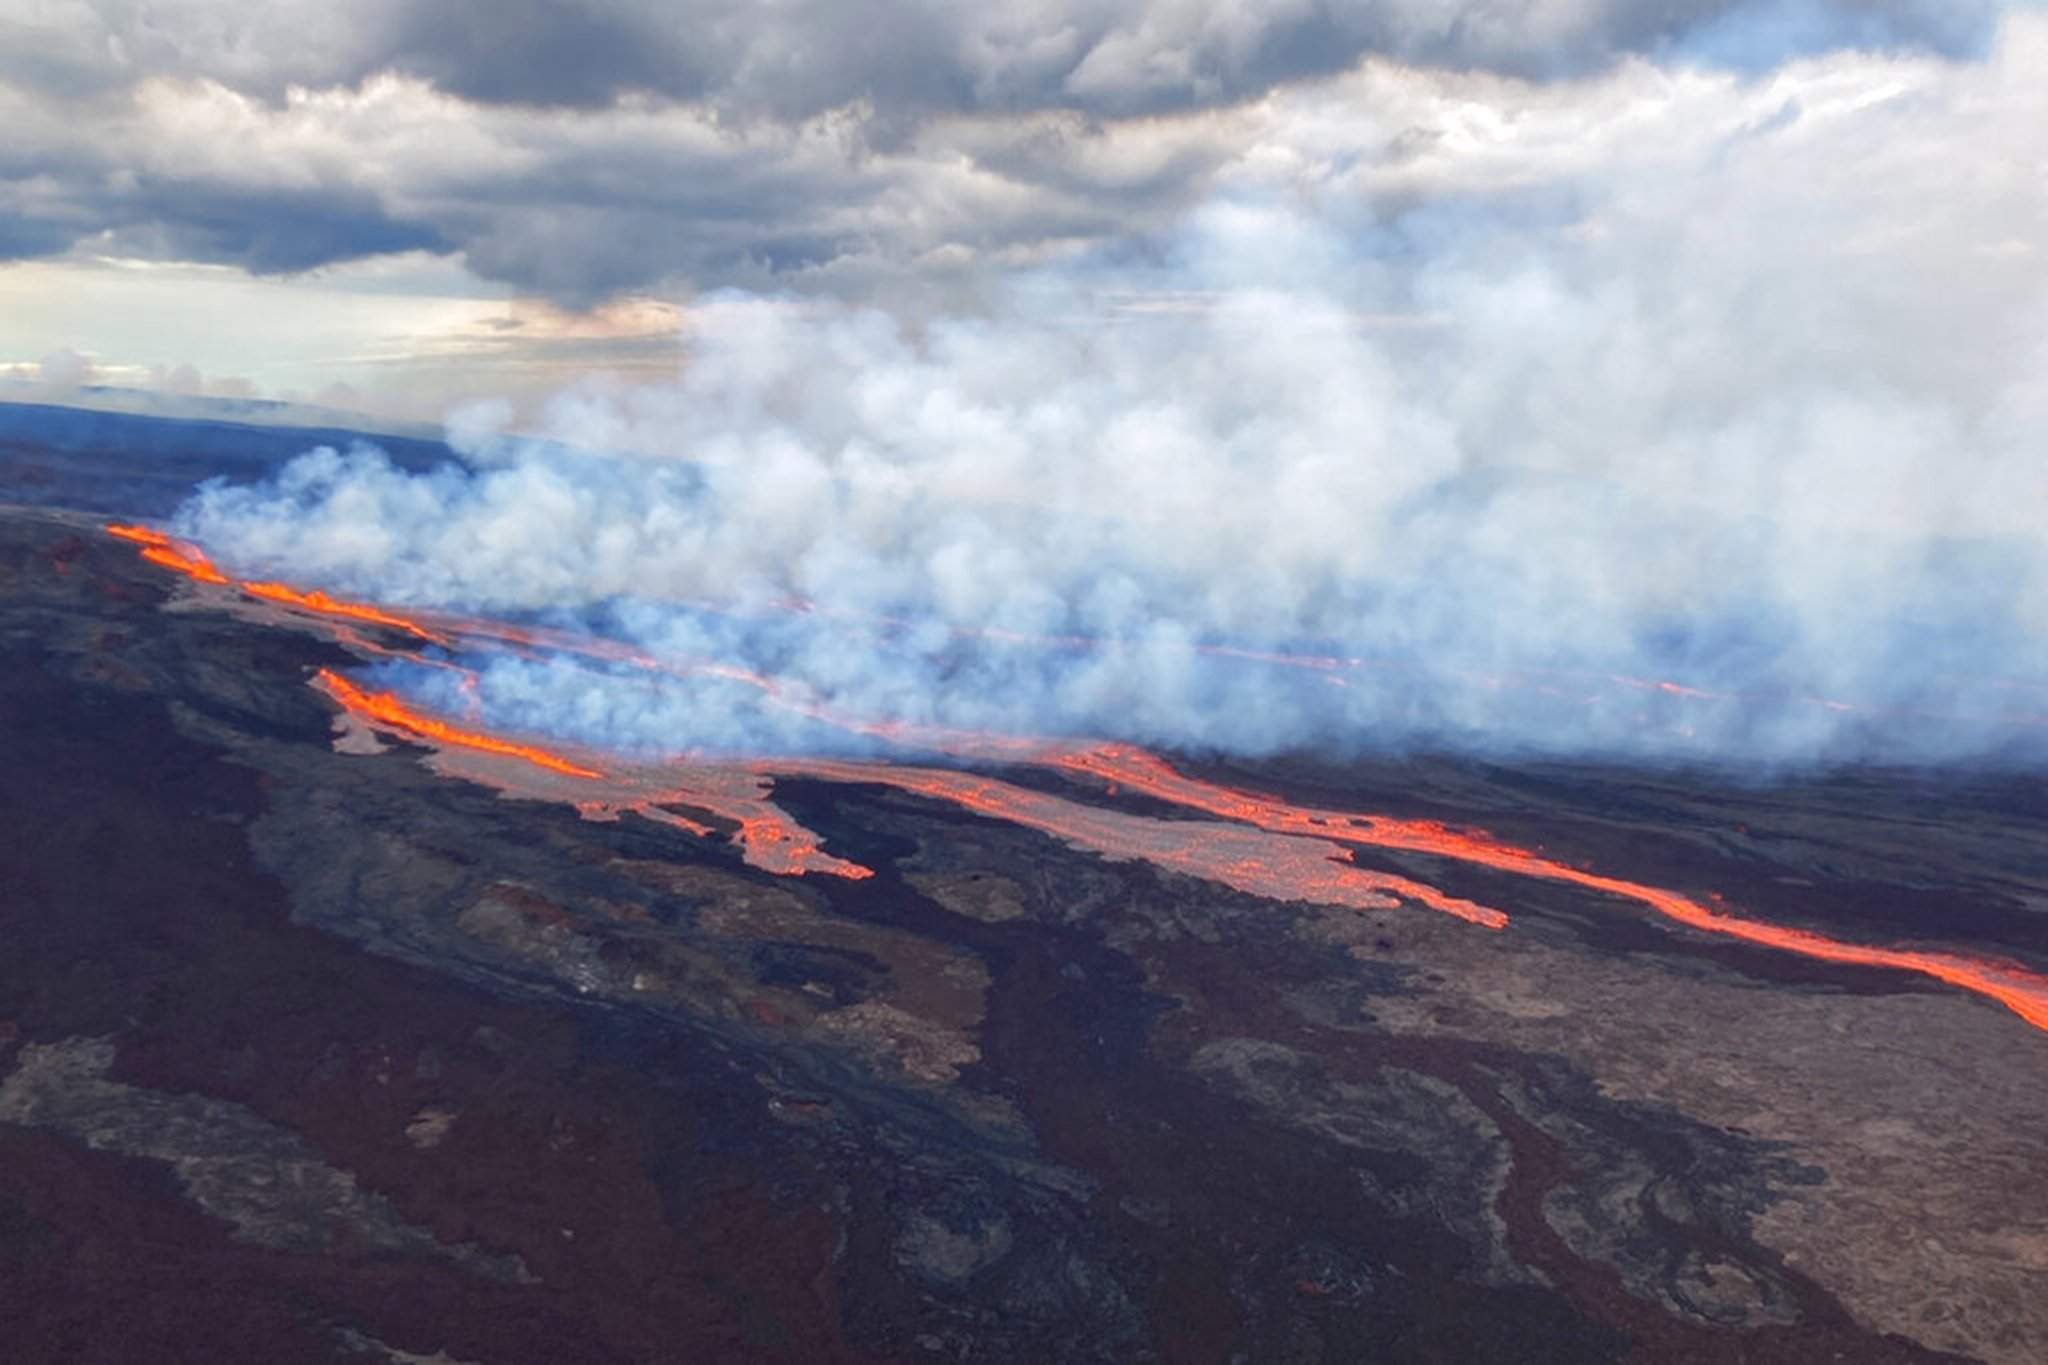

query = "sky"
[
  {"left": 10, "top": 1, "right": 2048, "bottom": 764},
  {"left": 0, "top": 1, "right": 2029, "bottom": 422}
]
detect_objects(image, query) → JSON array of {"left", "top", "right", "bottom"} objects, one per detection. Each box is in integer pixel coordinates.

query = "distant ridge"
[
  {"left": 0, "top": 383, "right": 445, "bottom": 443},
  {"left": 0, "top": 399, "right": 456, "bottom": 518}
]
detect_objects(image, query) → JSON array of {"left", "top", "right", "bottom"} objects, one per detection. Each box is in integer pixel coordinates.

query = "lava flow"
[
  {"left": 103, "top": 522, "right": 2048, "bottom": 1034},
  {"left": 592, "top": 767, "right": 876, "bottom": 880},
  {"left": 314, "top": 668, "right": 605, "bottom": 780},
  {"left": 106, "top": 522, "right": 229, "bottom": 585},
  {"left": 243, "top": 581, "right": 449, "bottom": 645},
  {"left": 1053, "top": 745, "right": 2048, "bottom": 1033},
  {"left": 106, "top": 522, "right": 450, "bottom": 644},
  {"left": 779, "top": 760, "right": 1506, "bottom": 926}
]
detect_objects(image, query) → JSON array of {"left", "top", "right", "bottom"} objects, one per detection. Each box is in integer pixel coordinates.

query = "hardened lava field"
[{"left": 5, "top": 503, "right": 2048, "bottom": 1365}]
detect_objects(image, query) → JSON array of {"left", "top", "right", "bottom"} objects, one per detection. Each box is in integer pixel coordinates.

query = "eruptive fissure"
[
  {"left": 245, "top": 583, "right": 450, "bottom": 645},
  {"left": 106, "top": 522, "right": 2048, "bottom": 1034},
  {"left": 106, "top": 522, "right": 229, "bottom": 585},
  {"left": 106, "top": 523, "right": 445, "bottom": 640},
  {"left": 313, "top": 669, "right": 605, "bottom": 780}
]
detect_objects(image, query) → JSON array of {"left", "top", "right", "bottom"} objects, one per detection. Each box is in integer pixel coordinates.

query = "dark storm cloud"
[
  {"left": 118, "top": 181, "right": 453, "bottom": 274},
  {"left": 0, "top": 1, "right": 2011, "bottom": 300},
  {"left": 375, "top": 0, "right": 713, "bottom": 111},
  {"left": 31, "top": 1, "right": 1987, "bottom": 117}
]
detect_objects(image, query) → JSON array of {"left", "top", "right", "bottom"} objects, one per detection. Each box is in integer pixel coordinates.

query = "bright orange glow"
[
  {"left": 617, "top": 776, "right": 876, "bottom": 880},
  {"left": 1053, "top": 745, "right": 2048, "bottom": 1033},
  {"left": 243, "top": 582, "right": 450, "bottom": 645},
  {"left": 733, "top": 811, "right": 876, "bottom": 880},
  {"left": 108, "top": 524, "right": 450, "bottom": 642},
  {"left": 105, "top": 523, "right": 173, "bottom": 548},
  {"left": 107, "top": 524, "right": 230, "bottom": 585},
  {"left": 777, "top": 760, "right": 1505, "bottom": 926},
  {"left": 138, "top": 543, "right": 230, "bottom": 585},
  {"left": 102, "top": 523, "right": 2048, "bottom": 1032},
  {"left": 314, "top": 667, "right": 605, "bottom": 780}
]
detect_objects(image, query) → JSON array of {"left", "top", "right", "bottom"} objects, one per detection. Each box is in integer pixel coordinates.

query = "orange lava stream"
[
  {"left": 1054, "top": 745, "right": 2048, "bottom": 1032},
  {"left": 103, "top": 523, "right": 2048, "bottom": 1030},
  {"left": 108, "top": 524, "right": 232, "bottom": 585},
  {"left": 618, "top": 779, "right": 876, "bottom": 880},
  {"left": 243, "top": 581, "right": 450, "bottom": 645},
  {"left": 137, "top": 544, "right": 230, "bottom": 584},
  {"left": 104, "top": 523, "right": 174, "bottom": 548},
  {"left": 777, "top": 760, "right": 1505, "bottom": 926},
  {"left": 106, "top": 523, "right": 447, "bottom": 644},
  {"left": 314, "top": 668, "right": 606, "bottom": 780}
]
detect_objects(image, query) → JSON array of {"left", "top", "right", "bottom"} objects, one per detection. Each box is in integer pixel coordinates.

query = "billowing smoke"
[{"left": 174, "top": 20, "right": 2048, "bottom": 767}]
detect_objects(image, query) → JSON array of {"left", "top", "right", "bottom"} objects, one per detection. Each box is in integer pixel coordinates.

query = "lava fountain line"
[
  {"left": 242, "top": 581, "right": 451, "bottom": 645},
  {"left": 107, "top": 523, "right": 230, "bottom": 585},
  {"left": 1054, "top": 746, "right": 2048, "bottom": 1033},
  {"left": 101, "top": 522, "right": 2048, "bottom": 1031},
  {"left": 107, "top": 523, "right": 450, "bottom": 645},
  {"left": 104, "top": 523, "right": 174, "bottom": 549},
  {"left": 314, "top": 668, "right": 606, "bottom": 780}
]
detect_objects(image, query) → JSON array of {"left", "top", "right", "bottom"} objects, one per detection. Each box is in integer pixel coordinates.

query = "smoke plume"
[{"left": 173, "top": 19, "right": 2048, "bottom": 767}]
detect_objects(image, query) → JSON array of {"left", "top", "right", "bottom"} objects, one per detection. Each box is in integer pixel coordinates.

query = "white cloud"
[
  {"left": 37, "top": 345, "right": 93, "bottom": 388},
  {"left": 0, "top": 2, "right": 2009, "bottom": 298},
  {"left": 167, "top": 15, "right": 2048, "bottom": 765}
]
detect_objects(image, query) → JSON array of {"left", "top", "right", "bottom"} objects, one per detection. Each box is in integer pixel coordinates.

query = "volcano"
[{"left": 4, "top": 405, "right": 2048, "bottom": 1365}]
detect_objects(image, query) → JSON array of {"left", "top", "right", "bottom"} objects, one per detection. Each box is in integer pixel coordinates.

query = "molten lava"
[
  {"left": 778, "top": 760, "right": 1506, "bottom": 927},
  {"left": 242, "top": 582, "right": 449, "bottom": 645},
  {"left": 1052, "top": 746, "right": 2048, "bottom": 1033},
  {"left": 105, "top": 521, "right": 2048, "bottom": 1035},
  {"left": 104, "top": 523, "right": 172, "bottom": 549},
  {"left": 608, "top": 773, "right": 876, "bottom": 880},
  {"left": 315, "top": 668, "right": 605, "bottom": 780},
  {"left": 108, "top": 523, "right": 230, "bottom": 585},
  {"left": 107, "top": 522, "right": 453, "bottom": 641}
]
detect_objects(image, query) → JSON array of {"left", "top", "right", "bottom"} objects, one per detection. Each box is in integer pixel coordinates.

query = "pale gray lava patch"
[{"left": 0, "top": 1036, "right": 531, "bottom": 1282}]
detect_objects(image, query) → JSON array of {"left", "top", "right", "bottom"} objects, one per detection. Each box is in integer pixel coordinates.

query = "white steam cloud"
[{"left": 175, "top": 22, "right": 2048, "bottom": 766}]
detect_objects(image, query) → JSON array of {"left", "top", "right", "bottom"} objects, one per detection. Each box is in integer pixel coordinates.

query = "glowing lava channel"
[
  {"left": 107, "top": 523, "right": 230, "bottom": 585},
  {"left": 1053, "top": 746, "right": 2048, "bottom": 1033},
  {"left": 104, "top": 523, "right": 2048, "bottom": 1033},
  {"left": 775, "top": 761, "right": 1506, "bottom": 927},
  {"left": 243, "top": 582, "right": 450, "bottom": 645},
  {"left": 107, "top": 523, "right": 448, "bottom": 643},
  {"left": 314, "top": 668, "right": 605, "bottom": 780}
]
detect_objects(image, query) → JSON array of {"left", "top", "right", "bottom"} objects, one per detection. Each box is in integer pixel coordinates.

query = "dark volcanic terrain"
[{"left": 4, "top": 496, "right": 2048, "bottom": 1364}]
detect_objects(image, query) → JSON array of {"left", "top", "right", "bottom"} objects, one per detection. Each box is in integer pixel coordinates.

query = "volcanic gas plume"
[{"left": 107, "top": 522, "right": 2048, "bottom": 1036}]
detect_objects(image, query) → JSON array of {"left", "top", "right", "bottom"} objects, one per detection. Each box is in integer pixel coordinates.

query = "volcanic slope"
[{"left": 4, "top": 503, "right": 2048, "bottom": 1363}]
